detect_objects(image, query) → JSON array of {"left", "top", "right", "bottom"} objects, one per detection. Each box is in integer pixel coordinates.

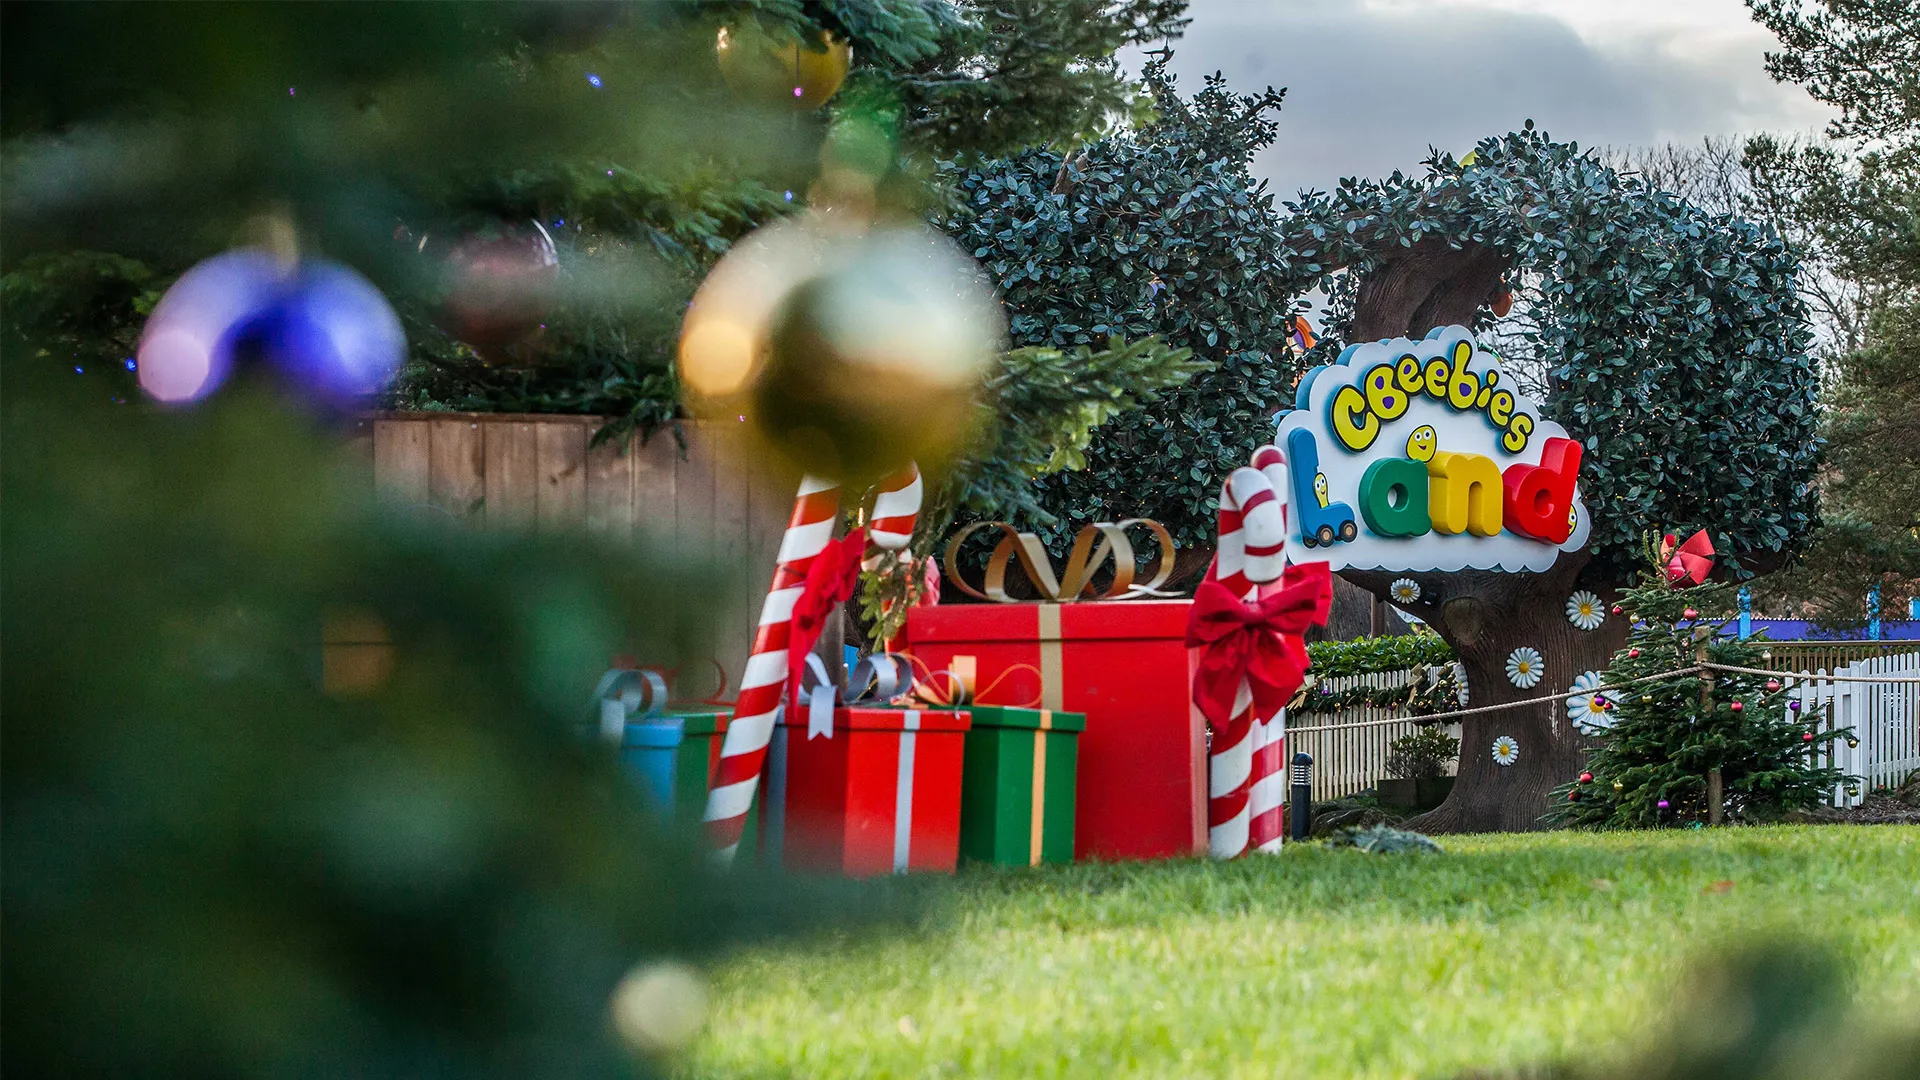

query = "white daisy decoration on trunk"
[
  {"left": 1491, "top": 735, "right": 1520, "bottom": 766},
  {"left": 1389, "top": 578, "right": 1421, "bottom": 604},
  {"left": 1566, "top": 590, "right": 1605, "bottom": 631},
  {"left": 1565, "top": 671, "right": 1608, "bottom": 731},
  {"left": 1505, "top": 646, "right": 1544, "bottom": 689}
]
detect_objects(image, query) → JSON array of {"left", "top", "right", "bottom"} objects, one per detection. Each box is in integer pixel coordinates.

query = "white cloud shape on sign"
[{"left": 1274, "top": 325, "right": 1589, "bottom": 574}]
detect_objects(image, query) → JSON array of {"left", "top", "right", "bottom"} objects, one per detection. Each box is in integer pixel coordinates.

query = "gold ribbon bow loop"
[{"left": 944, "top": 519, "right": 1178, "bottom": 603}]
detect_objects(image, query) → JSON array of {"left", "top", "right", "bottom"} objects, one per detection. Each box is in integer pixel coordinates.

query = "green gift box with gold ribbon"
[{"left": 958, "top": 705, "right": 1084, "bottom": 867}]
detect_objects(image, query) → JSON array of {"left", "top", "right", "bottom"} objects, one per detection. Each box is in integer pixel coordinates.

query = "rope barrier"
[
  {"left": 1296, "top": 665, "right": 1706, "bottom": 727},
  {"left": 1291, "top": 661, "right": 1920, "bottom": 732}
]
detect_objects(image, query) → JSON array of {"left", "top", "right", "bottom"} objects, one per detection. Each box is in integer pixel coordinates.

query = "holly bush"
[
  {"left": 1274, "top": 125, "right": 1821, "bottom": 583},
  {"left": 938, "top": 67, "right": 1304, "bottom": 552}
]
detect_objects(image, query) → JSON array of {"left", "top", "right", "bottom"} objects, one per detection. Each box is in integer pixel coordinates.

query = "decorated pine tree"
[{"left": 1550, "top": 538, "right": 1852, "bottom": 827}]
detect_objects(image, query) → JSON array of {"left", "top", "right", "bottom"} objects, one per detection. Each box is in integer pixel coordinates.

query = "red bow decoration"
[
  {"left": 785, "top": 527, "right": 869, "bottom": 712},
  {"left": 1662, "top": 529, "right": 1715, "bottom": 586},
  {"left": 1186, "top": 562, "right": 1332, "bottom": 744}
]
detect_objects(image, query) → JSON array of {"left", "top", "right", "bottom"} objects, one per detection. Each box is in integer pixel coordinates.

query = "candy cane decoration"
[
  {"left": 1206, "top": 449, "right": 1289, "bottom": 858},
  {"left": 703, "top": 464, "right": 922, "bottom": 860},
  {"left": 1245, "top": 443, "right": 1292, "bottom": 853}
]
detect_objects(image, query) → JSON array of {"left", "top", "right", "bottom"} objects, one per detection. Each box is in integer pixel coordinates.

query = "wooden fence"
[{"left": 348, "top": 412, "right": 793, "bottom": 684}]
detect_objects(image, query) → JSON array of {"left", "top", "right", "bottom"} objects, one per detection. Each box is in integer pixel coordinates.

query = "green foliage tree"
[
  {"left": 2, "top": 5, "right": 926, "bottom": 1073},
  {"left": 2, "top": 1, "right": 1191, "bottom": 440},
  {"left": 938, "top": 67, "right": 1304, "bottom": 557},
  {"left": 1548, "top": 561, "right": 1850, "bottom": 828},
  {"left": 1, "top": 363, "right": 903, "bottom": 1077},
  {"left": 1269, "top": 127, "right": 1819, "bottom": 831},
  {"left": 859, "top": 333, "right": 1205, "bottom": 641},
  {"left": 1742, "top": 0, "right": 1920, "bottom": 624}
]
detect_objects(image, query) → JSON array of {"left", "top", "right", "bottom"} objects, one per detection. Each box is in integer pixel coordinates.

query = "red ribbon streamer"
[
  {"left": 785, "top": 527, "right": 869, "bottom": 714},
  {"left": 1185, "top": 562, "right": 1332, "bottom": 744}
]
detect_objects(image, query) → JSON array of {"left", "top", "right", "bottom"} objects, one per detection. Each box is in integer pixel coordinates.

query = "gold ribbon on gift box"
[
  {"left": 1030, "top": 707, "right": 1052, "bottom": 866},
  {"left": 943, "top": 520, "right": 1179, "bottom": 604}
]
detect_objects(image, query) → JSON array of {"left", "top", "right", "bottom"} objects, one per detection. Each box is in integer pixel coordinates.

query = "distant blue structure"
[{"left": 1737, "top": 586, "right": 1752, "bottom": 640}]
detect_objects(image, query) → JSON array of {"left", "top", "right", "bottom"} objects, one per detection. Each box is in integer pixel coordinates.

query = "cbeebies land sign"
[{"left": 1274, "top": 325, "right": 1589, "bottom": 573}]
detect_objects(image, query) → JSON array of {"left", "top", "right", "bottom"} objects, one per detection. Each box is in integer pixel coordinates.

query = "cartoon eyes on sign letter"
[{"left": 1405, "top": 425, "right": 1437, "bottom": 463}]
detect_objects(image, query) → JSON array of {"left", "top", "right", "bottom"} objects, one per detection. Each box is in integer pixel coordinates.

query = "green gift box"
[{"left": 958, "top": 705, "right": 1084, "bottom": 867}]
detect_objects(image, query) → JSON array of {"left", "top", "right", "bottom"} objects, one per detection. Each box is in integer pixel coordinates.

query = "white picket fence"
[
  {"left": 1285, "top": 668, "right": 1459, "bottom": 802},
  {"left": 1784, "top": 652, "right": 1920, "bottom": 806},
  {"left": 1287, "top": 653, "right": 1920, "bottom": 808}
]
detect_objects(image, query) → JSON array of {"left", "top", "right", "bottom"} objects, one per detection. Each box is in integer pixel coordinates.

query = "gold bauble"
[
  {"left": 715, "top": 24, "right": 851, "bottom": 110},
  {"left": 679, "top": 216, "right": 1002, "bottom": 483}
]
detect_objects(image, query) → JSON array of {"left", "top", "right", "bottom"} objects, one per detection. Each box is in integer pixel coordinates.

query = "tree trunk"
[
  {"left": 1344, "top": 554, "right": 1629, "bottom": 832},
  {"left": 1329, "top": 236, "right": 1637, "bottom": 831}
]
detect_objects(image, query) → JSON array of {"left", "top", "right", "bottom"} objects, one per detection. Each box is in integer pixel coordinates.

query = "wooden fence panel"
[
  {"left": 365, "top": 413, "right": 791, "bottom": 695},
  {"left": 534, "top": 422, "right": 588, "bottom": 531},
  {"left": 584, "top": 435, "right": 635, "bottom": 535},
  {"left": 482, "top": 420, "right": 539, "bottom": 528},
  {"left": 373, "top": 418, "right": 431, "bottom": 505},
  {"left": 631, "top": 431, "right": 678, "bottom": 541},
  {"left": 428, "top": 418, "right": 485, "bottom": 523}
]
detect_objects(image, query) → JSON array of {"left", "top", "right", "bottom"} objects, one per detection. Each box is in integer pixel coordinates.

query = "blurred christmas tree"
[
  {"left": 1, "top": 356, "right": 925, "bottom": 1077},
  {"left": 1549, "top": 547, "right": 1852, "bottom": 827},
  {"left": 0, "top": 3, "right": 1008, "bottom": 1075}
]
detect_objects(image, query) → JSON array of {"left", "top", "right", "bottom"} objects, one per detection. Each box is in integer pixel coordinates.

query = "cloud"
[{"left": 1131, "top": 0, "right": 1834, "bottom": 200}]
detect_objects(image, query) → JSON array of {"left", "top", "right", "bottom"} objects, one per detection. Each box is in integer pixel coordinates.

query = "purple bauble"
[
  {"left": 137, "top": 251, "right": 283, "bottom": 403},
  {"left": 139, "top": 250, "right": 403, "bottom": 408},
  {"left": 1656, "top": 799, "right": 1670, "bottom": 810},
  {"left": 1788, "top": 700, "right": 1802, "bottom": 712},
  {"left": 232, "top": 261, "right": 406, "bottom": 408}
]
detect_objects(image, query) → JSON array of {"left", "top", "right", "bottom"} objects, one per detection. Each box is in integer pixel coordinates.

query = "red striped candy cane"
[
  {"left": 1246, "top": 443, "right": 1292, "bottom": 853},
  {"left": 703, "top": 464, "right": 922, "bottom": 860},
  {"left": 1205, "top": 456, "right": 1287, "bottom": 858}
]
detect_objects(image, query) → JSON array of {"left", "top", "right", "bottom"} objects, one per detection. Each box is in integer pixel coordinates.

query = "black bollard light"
[{"left": 1289, "top": 752, "right": 1314, "bottom": 841}]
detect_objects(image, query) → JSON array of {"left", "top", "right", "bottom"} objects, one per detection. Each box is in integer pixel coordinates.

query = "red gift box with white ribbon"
[
  {"left": 765, "top": 706, "right": 970, "bottom": 877},
  {"left": 902, "top": 601, "right": 1207, "bottom": 861}
]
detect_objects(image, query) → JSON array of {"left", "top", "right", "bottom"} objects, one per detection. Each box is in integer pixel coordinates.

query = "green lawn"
[{"left": 679, "top": 827, "right": 1920, "bottom": 1080}]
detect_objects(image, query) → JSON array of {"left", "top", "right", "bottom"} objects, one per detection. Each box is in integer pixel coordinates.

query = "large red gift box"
[
  {"left": 903, "top": 601, "right": 1203, "bottom": 861},
  {"left": 765, "top": 706, "right": 971, "bottom": 877}
]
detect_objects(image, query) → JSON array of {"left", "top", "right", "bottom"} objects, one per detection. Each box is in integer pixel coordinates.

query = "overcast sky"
[{"left": 1127, "top": 0, "right": 1837, "bottom": 200}]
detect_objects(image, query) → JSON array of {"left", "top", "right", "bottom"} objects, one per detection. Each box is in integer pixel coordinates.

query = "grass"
[{"left": 678, "top": 826, "right": 1920, "bottom": 1080}]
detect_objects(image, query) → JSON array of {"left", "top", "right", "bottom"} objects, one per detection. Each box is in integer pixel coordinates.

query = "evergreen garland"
[{"left": 1291, "top": 634, "right": 1462, "bottom": 719}]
